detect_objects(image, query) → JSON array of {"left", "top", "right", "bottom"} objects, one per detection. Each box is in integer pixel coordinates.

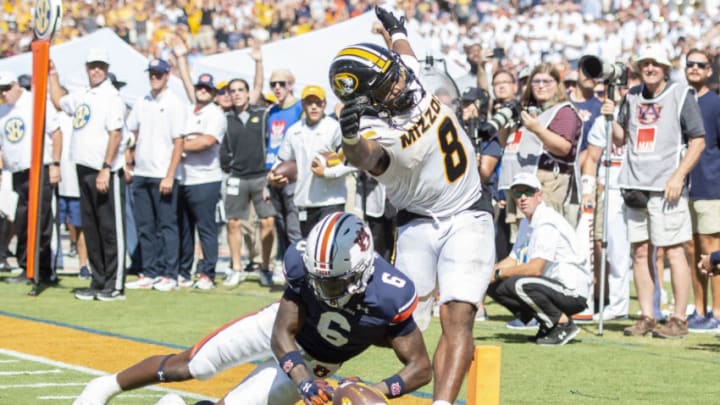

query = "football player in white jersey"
[{"left": 328, "top": 7, "right": 495, "bottom": 404}]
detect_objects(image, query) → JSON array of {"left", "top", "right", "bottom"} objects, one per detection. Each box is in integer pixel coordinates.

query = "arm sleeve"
[
  {"left": 547, "top": 106, "right": 581, "bottom": 147},
  {"left": 58, "top": 93, "right": 78, "bottom": 116},
  {"left": 104, "top": 96, "right": 126, "bottom": 132},
  {"left": 125, "top": 100, "right": 140, "bottom": 132},
  {"left": 206, "top": 110, "right": 227, "bottom": 143},
  {"left": 680, "top": 93, "right": 706, "bottom": 140},
  {"left": 711, "top": 251, "right": 720, "bottom": 266},
  {"left": 586, "top": 115, "right": 609, "bottom": 148}
]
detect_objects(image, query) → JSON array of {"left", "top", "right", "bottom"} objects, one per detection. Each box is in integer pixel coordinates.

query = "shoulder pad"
[{"left": 364, "top": 260, "right": 418, "bottom": 324}]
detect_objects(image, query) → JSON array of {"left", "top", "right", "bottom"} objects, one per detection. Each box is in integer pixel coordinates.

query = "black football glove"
[
  {"left": 375, "top": 6, "right": 406, "bottom": 36},
  {"left": 339, "top": 98, "right": 369, "bottom": 139}
]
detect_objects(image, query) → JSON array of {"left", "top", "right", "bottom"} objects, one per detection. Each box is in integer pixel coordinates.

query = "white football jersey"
[{"left": 361, "top": 94, "right": 482, "bottom": 217}]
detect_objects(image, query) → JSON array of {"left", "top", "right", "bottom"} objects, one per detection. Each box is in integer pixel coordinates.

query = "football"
[
  {"left": 332, "top": 382, "right": 389, "bottom": 405},
  {"left": 271, "top": 160, "right": 297, "bottom": 183}
]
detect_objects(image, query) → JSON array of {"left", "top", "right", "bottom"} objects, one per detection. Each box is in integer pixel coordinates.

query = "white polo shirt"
[
  {"left": 57, "top": 113, "right": 79, "bottom": 198},
  {"left": 179, "top": 102, "right": 226, "bottom": 186},
  {"left": 126, "top": 88, "right": 187, "bottom": 178},
  {"left": 513, "top": 202, "right": 591, "bottom": 297},
  {"left": 59, "top": 79, "right": 126, "bottom": 171},
  {"left": 0, "top": 90, "right": 60, "bottom": 173},
  {"left": 277, "top": 116, "right": 355, "bottom": 208}
]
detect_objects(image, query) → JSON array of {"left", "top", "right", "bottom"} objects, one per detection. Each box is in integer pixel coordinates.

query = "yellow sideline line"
[{"left": 0, "top": 315, "right": 431, "bottom": 404}]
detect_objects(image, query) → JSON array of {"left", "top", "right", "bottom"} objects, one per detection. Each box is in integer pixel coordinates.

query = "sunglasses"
[
  {"left": 686, "top": 61, "right": 709, "bottom": 69},
  {"left": 148, "top": 71, "right": 166, "bottom": 79},
  {"left": 270, "top": 81, "right": 287, "bottom": 88},
  {"left": 0, "top": 85, "right": 11, "bottom": 92},
  {"left": 303, "top": 98, "right": 324, "bottom": 106},
  {"left": 86, "top": 62, "right": 108, "bottom": 70},
  {"left": 511, "top": 188, "right": 537, "bottom": 198},
  {"left": 595, "top": 90, "right": 605, "bottom": 96},
  {"left": 217, "top": 88, "right": 227, "bottom": 95}
]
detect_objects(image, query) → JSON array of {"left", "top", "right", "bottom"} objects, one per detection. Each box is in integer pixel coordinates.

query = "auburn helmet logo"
[{"left": 332, "top": 72, "right": 358, "bottom": 98}]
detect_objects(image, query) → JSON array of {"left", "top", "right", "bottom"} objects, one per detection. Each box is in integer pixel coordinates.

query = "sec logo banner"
[{"left": 33, "top": 0, "right": 63, "bottom": 41}]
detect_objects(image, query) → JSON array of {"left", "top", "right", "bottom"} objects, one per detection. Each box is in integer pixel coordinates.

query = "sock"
[
  {"left": 432, "top": 401, "right": 452, "bottom": 405},
  {"left": 76, "top": 373, "right": 122, "bottom": 403}
]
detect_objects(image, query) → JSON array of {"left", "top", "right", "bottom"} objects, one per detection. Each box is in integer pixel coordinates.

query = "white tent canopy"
[
  {"left": 0, "top": 28, "right": 189, "bottom": 106},
  {"left": 192, "top": 11, "right": 435, "bottom": 107},
  {"left": 0, "top": 12, "right": 465, "bottom": 109}
]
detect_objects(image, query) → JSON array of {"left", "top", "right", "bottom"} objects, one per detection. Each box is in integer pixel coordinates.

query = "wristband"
[
  {"left": 711, "top": 251, "right": 720, "bottom": 267},
  {"left": 383, "top": 374, "right": 405, "bottom": 398},
  {"left": 102, "top": 162, "right": 112, "bottom": 170},
  {"left": 278, "top": 351, "right": 305, "bottom": 376},
  {"left": 390, "top": 33, "right": 408, "bottom": 43},
  {"left": 494, "top": 268, "right": 502, "bottom": 281},
  {"left": 581, "top": 175, "right": 596, "bottom": 195},
  {"left": 342, "top": 134, "right": 360, "bottom": 145},
  {"left": 51, "top": 161, "right": 60, "bottom": 167}
]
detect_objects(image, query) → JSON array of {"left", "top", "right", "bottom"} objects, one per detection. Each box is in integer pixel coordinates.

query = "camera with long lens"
[
  {"left": 458, "top": 87, "right": 490, "bottom": 140},
  {"left": 578, "top": 55, "right": 628, "bottom": 86},
  {"left": 476, "top": 99, "right": 522, "bottom": 141}
]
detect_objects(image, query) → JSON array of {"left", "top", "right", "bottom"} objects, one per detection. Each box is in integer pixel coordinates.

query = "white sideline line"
[
  {"left": 39, "top": 394, "right": 161, "bottom": 400},
  {"left": 0, "top": 348, "right": 216, "bottom": 401},
  {"left": 0, "top": 369, "right": 63, "bottom": 376},
  {"left": 0, "top": 360, "right": 19, "bottom": 363},
  {"left": 0, "top": 382, "right": 86, "bottom": 389}
]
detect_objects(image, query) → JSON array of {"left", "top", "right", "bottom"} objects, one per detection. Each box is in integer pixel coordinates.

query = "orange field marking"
[{"left": 0, "top": 314, "right": 431, "bottom": 404}]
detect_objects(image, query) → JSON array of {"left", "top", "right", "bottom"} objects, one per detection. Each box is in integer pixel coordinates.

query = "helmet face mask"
[
  {"left": 329, "top": 43, "right": 420, "bottom": 114},
  {"left": 303, "top": 212, "right": 375, "bottom": 307}
]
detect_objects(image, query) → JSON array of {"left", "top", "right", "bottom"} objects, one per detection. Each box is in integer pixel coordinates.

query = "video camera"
[
  {"left": 578, "top": 55, "right": 628, "bottom": 86},
  {"left": 476, "top": 99, "right": 523, "bottom": 141}
]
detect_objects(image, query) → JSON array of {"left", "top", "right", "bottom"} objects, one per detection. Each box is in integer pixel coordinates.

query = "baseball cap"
[
  {"left": 216, "top": 80, "right": 229, "bottom": 92},
  {"left": 194, "top": 73, "right": 215, "bottom": 90},
  {"left": 634, "top": 43, "right": 672, "bottom": 69},
  {"left": 301, "top": 85, "right": 325, "bottom": 101},
  {"left": 108, "top": 72, "right": 126, "bottom": 89},
  {"left": 0, "top": 71, "right": 16, "bottom": 86},
  {"left": 86, "top": 48, "right": 109, "bottom": 65},
  {"left": 146, "top": 58, "right": 170, "bottom": 73},
  {"left": 510, "top": 172, "right": 542, "bottom": 190},
  {"left": 263, "top": 92, "right": 278, "bottom": 104},
  {"left": 461, "top": 87, "right": 485, "bottom": 102}
]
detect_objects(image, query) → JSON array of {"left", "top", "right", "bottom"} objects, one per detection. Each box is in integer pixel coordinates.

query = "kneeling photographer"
[{"left": 497, "top": 63, "right": 583, "bottom": 230}]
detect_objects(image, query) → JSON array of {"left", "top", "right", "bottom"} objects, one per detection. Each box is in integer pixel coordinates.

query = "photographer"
[
  {"left": 498, "top": 63, "right": 583, "bottom": 229},
  {"left": 605, "top": 43, "right": 705, "bottom": 338}
]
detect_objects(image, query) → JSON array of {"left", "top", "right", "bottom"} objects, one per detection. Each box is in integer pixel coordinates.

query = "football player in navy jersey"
[{"left": 73, "top": 212, "right": 431, "bottom": 405}]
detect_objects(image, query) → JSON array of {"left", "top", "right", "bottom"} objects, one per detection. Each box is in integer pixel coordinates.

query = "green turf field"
[{"left": 0, "top": 273, "right": 719, "bottom": 404}]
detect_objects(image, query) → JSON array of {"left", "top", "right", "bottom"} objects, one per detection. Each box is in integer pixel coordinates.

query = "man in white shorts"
[{"left": 329, "top": 7, "right": 495, "bottom": 404}]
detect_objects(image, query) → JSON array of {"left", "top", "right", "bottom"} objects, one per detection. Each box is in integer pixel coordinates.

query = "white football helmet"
[{"left": 303, "top": 212, "right": 375, "bottom": 307}]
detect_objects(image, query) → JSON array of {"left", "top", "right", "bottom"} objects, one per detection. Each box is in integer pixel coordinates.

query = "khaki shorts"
[
  {"left": 690, "top": 199, "right": 720, "bottom": 235},
  {"left": 625, "top": 192, "right": 692, "bottom": 246}
]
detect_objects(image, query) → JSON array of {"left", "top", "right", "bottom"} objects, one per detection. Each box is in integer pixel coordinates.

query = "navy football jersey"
[{"left": 282, "top": 242, "right": 418, "bottom": 364}]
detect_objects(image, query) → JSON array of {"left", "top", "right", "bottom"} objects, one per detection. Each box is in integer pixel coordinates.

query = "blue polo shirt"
[
  {"left": 572, "top": 97, "right": 602, "bottom": 152},
  {"left": 689, "top": 91, "right": 720, "bottom": 200}
]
